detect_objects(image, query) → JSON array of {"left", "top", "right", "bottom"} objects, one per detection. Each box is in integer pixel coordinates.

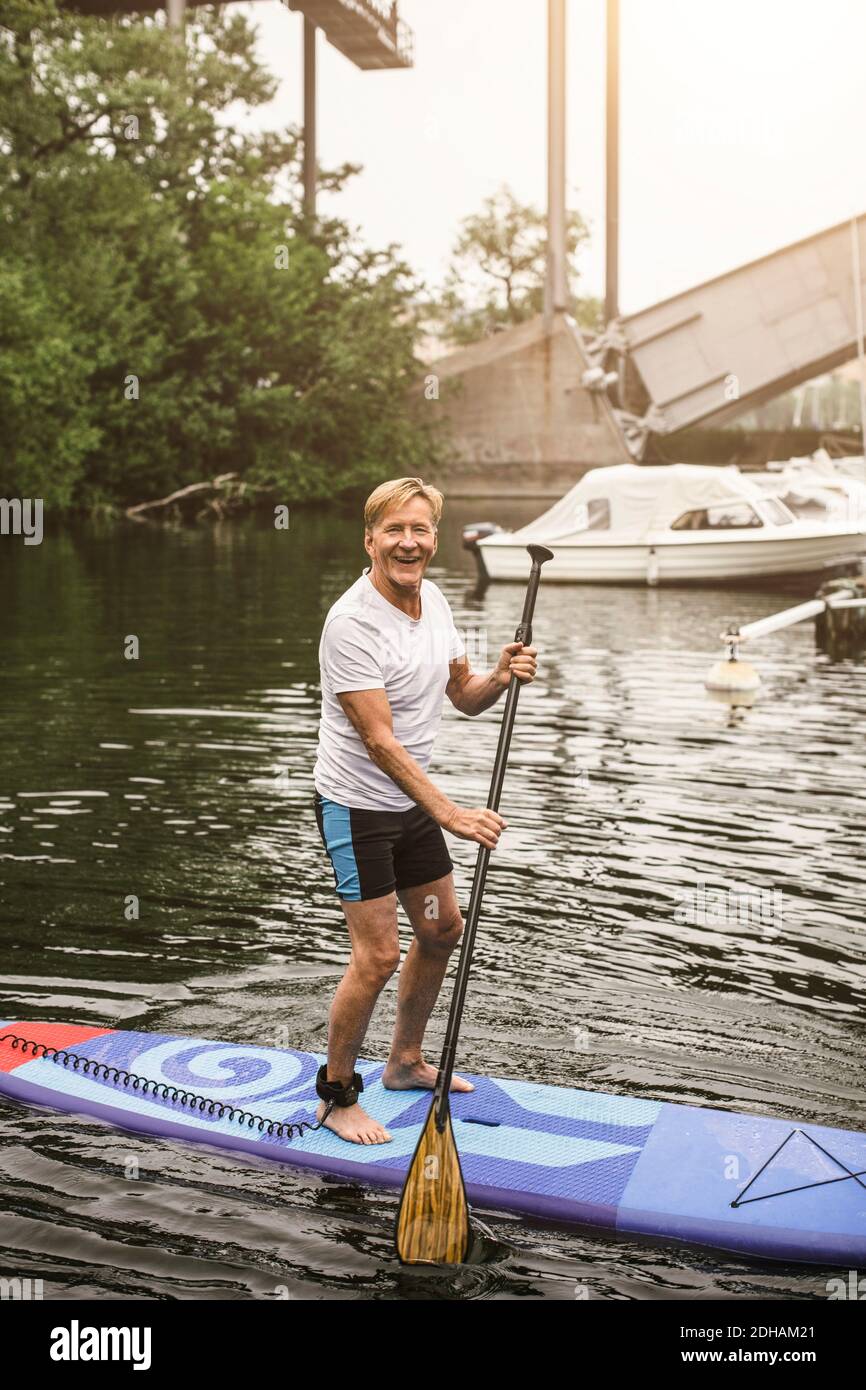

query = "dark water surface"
[{"left": 1, "top": 504, "right": 864, "bottom": 1301}]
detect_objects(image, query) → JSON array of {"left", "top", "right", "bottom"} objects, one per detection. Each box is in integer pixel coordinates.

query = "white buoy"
[
  {"left": 705, "top": 629, "right": 762, "bottom": 693},
  {"left": 705, "top": 657, "right": 762, "bottom": 693},
  {"left": 705, "top": 593, "right": 861, "bottom": 695}
]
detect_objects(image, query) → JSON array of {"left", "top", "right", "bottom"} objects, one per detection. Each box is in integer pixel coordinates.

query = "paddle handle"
[{"left": 434, "top": 544, "right": 554, "bottom": 1125}]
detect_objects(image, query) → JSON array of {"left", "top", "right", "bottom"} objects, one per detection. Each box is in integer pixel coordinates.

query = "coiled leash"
[{"left": 0, "top": 1031, "right": 354, "bottom": 1144}]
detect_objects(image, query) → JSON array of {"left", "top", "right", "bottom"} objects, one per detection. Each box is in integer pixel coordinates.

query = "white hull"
[{"left": 477, "top": 528, "right": 866, "bottom": 584}]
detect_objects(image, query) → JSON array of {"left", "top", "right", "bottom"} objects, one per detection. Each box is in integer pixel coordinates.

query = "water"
[{"left": 1, "top": 505, "right": 864, "bottom": 1300}]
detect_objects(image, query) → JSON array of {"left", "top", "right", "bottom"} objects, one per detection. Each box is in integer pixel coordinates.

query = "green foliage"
[
  {"left": 0, "top": 1, "right": 438, "bottom": 513},
  {"left": 431, "top": 184, "right": 602, "bottom": 346}
]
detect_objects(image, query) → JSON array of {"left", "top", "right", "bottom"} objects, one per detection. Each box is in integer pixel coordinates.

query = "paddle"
[{"left": 395, "top": 542, "right": 555, "bottom": 1264}]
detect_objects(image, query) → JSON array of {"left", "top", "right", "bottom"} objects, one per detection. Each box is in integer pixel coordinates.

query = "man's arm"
[
  {"left": 446, "top": 643, "right": 539, "bottom": 716},
  {"left": 335, "top": 687, "right": 505, "bottom": 849}
]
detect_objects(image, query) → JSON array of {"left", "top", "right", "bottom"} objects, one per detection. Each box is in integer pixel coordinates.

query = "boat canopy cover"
[
  {"left": 766, "top": 448, "right": 866, "bottom": 483},
  {"left": 756, "top": 452, "right": 866, "bottom": 527},
  {"left": 504, "top": 464, "right": 772, "bottom": 542}
]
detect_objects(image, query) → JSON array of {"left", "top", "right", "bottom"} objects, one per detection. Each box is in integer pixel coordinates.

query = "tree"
[
  {"left": 0, "top": 1, "right": 439, "bottom": 513},
  {"left": 432, "top": 185, "right": 602, "bottom": 347}
]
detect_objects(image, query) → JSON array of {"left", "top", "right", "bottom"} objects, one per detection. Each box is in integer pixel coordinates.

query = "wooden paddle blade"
[{"left": 395, "top": 1099, "right": 470, "bottom": 1264}]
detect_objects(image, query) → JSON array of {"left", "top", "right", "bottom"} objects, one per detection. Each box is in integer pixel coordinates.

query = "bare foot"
[
  {"left": 381, "top": 1058, "right": 474, "bottom": 1093},
  {"left": 317, "top": 1099, "right": 392, "bottom": 1145}
]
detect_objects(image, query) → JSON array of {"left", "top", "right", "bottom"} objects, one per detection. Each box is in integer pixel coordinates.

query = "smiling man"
[{"left": 312, "top": 476, "right": 538, "bottom": 1144}]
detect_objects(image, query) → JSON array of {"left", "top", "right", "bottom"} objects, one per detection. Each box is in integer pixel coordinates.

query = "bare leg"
[
  {"left": 317, "top": 891, "right": 401, "bottom": 1145},
  {"left": 382, "top": 873, "right": 474, "bottom": 1094}
]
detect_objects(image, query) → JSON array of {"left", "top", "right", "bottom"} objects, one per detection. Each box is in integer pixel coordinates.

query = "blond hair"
[{"left": 364, "top": 477, "right": 444, "bottom": 532}]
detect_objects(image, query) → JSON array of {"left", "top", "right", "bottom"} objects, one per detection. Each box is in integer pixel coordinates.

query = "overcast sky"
[{"left": 239, "top": 0, "right": 866, "bottom": 316}]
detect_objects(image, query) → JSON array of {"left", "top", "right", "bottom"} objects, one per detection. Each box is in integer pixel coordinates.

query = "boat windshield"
[{"left": 670, "top": 503, "right": 763, "bottom": 531}]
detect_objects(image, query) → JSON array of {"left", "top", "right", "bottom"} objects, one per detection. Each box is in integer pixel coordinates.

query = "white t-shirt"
[{"left": 314, "top": 567, "right": 466, "bottom": 811}]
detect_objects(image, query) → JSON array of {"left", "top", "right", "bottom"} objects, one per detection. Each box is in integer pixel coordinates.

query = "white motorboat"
[{"left": 462, "top": 463, "right": 866, "bottom": 585}]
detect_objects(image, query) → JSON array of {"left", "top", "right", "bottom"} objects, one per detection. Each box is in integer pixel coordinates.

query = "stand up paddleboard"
[{"left": 1, "top": 1021, "right": 864, "bottom": 1265}]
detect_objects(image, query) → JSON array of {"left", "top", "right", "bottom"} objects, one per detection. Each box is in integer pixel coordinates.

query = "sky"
[{"left": 237, "top": 0, "right": 866, "bottom": 317}]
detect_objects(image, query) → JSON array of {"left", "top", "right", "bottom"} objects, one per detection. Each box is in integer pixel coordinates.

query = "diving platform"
[
  {"left": 286, "top": 1, "right": 413, "bottom": 70},
  {"left": 61, "top": 1, "right": 413, "bottom": 70}
]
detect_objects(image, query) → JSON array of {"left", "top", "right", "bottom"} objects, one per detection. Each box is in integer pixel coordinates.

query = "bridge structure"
[
  {"left": 424, "top": 0, "right": 866, "bottom": 491},
  {"left": 592, "top": 213, "right": 866, "bottom": 454},
  {"left": 429, "top": 212, "right": 866, "bottom": 491},
  {"left": 284, "top": 0, "right": 412, "bottom": 71}
]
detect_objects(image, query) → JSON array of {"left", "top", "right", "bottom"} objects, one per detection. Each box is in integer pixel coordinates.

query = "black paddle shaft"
[{"left": 434, "top": 543, "right": 554, "bottom": 1127}]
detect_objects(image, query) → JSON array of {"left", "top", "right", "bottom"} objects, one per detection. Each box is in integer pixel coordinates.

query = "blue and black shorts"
[{"left": 313, "top": 789, "right": 454, "bottom": 901}]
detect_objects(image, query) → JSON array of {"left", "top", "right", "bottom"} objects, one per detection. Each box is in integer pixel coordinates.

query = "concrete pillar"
[
  {"left": 544, "top": 0, "right": 567, "bottom": 332},
  {"left": 851, "top": 216, "right": 866, "bottom": 455},
  {"left": 303, "top": 19, "right": 317, "bottom": 220},
  {"left": 605, "top": 0, "right": 619, "bottom": 324}
]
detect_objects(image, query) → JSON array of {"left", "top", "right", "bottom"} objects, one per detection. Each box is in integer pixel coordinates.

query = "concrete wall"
[{"left": 415, "top": 313, "right": 632, "bottom": 497}]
